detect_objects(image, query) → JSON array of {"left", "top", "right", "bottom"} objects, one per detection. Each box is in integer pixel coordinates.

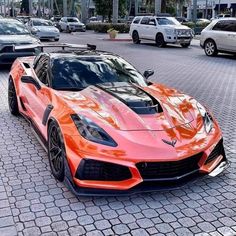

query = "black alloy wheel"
[
  {"left": 48, "top": 122, "right": 65, "bottom": 182},
  {"left": 132, "top": 31, "right": 141, "bottom": 44},
  {"left": 155, "top": 33, "right": 166, "bottom": 47},
  {"left": 8, "top": 78, "right": 19, "bottom": 116}
]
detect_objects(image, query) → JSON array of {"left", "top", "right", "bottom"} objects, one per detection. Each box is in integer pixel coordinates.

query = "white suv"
[
  {"left": 200, "top": 18, "right": 236, "bottom": 56},
  {"left": 58, "top": 17, "right": 86, "bottom": 32},
  {"left": 129, "top": 16, "right": 193, "bottom": 47}
]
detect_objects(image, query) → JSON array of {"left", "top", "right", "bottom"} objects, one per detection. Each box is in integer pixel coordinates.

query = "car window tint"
[
  {"left": 156, "top": 17, "right": 179, "bottom": 25},
  {"left": 213, "top": 20, "right": 236, "bottom": 31},
  {"left": 133, "top": 17, "right": 141, "bottom": 24},
  {"left": 51, "top": 56, "right": 147, "bottom": 91},
  {"left": 223, "top": 20, "right": 236, "bottom": 32},
  {"left": 149, "top": 19, "right": 156, "bottom": 25},
  {"left": 35, "top": 56, "right": 50, "bottom": 86},
  {"left": 212, "top": 21, "right": 226, "bottom": 31},
  {"left": 140, "top": 17, "right": 150, "bottom": 25}
]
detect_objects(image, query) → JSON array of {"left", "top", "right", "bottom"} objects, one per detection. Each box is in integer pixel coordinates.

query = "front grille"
[
  {"left": 136, "top": 152, "right": 203, "bottom": 180},
  {"left": 205, "top": 139, "right": 224, "bottom": 164},
  {"left": 75, "top": 159, "right": 132, "bottom": 181},
  {"left": 177, "top": 36, "right": 191, "bottom": 39}
]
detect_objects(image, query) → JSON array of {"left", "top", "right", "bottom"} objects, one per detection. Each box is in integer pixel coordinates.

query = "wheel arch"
[{"left": 204, "top": 38, "right": 217, "bottom": 48}]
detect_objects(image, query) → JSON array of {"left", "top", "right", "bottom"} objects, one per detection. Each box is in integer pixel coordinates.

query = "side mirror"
[
  {"left": 149, "top": 21, "right": 156, "bottom": 26},
  {"left": 143, "top": 69, "right": 154, "bottom": 80},
  {"left": 21, "top": 75, "right": 41, "bottom": 90}
]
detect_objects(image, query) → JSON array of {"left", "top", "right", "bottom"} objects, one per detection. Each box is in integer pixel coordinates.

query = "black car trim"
[{"left": 42, "top": 104, "right": 54, "bottom": 126}]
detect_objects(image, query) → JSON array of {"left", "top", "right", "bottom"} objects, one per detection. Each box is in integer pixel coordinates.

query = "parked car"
[
  {"left": 196, "top": 18, "right": 211, "bottom": 25},
  {"left": 26, "top": 18, "right": 60, "bottom": 41},
  {"left": 58, "top": 17, "right": 86, "bottom": 32},
  {"left": 176, "top": 17, "right": 188, "bottom": 23},
  {"left": 16, "top": 15, "right": 31, "bottom": 24},
  {"left": 129, "top": 16, "right": 193, "bottom": 48},
  {"left": 0, "top": 18, "right": 39, "bottom": 64},
  {"left": 50, "top": 16, "right": 62, "bottom": 29},
  {"left": 8, "top": 43, "right": 228, "bottom": 195},
  {"left": 200, "top": 18, "right": 236, "bottom": 56}
]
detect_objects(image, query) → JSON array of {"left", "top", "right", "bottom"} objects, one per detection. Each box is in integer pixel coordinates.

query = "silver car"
[
  {"left": 27, "top": 18, "right": 60, "bottom": 41},
  {"left": 200, "top": 18, "right": 236, "bottom": 56},
  {"left": 59, "top": 17, "right": 86, "bottom": 32},
  {"left": 0, "top": 18, "right": 40, "bottom": 64}
]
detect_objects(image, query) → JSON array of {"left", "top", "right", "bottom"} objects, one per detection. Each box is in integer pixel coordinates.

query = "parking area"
[{"left": 0, "top": 31, "right": 236, "bottom": 236}]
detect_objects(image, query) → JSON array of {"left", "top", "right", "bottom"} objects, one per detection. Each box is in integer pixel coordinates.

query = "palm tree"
[{"left": 113, "top": 0, "right": 119, "bottom": 23}]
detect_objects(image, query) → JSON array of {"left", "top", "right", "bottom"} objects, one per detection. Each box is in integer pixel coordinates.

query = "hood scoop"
[{"left": 96, "top": 82, "right": 163, "bottom": 115}]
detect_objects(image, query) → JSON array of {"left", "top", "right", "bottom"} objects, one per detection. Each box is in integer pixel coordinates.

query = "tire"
[
  {"left": 8, "top": 77, "right": 19, "bottom": 116},
  {"left": 55, "top": 38, "right": 59, "bottom": 42},
  {"left": 181, "top": 43, "right": 190, "bottom": 48},
  {"left": 48, "top": 121, "right": 65, "bottom": 182},
  {"left": 155, "top": 33, "right": 166, "bottom": 47},
  {"left": 66, "top": 26, "right": 71, "bottom": 33},
  {"left": 204, "top": 39, "right": 218, "bottom": 56},
  {"left": 59, "top": 26, "right": 62, "bottom": 32},
  {"left": 132, "top": 31, "right": 140, "bottom": 44}
]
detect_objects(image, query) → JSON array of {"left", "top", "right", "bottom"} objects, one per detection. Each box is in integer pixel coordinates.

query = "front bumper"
[
  {"left": 69, "top": 25, "right": 86, "bottom": 32},
  {"left": 165, "top": 35, "right": 192, "bottom": 44},
  {"left": 34, "top": 32, "right": 60, "bottom": 40},
  {"left": 65, "top": 137, "right": 228, "bottom": 196}
]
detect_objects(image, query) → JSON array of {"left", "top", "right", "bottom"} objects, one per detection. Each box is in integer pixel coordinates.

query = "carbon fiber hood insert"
[{"left": 96, "top": 82, "right": 163, "bottom": 114}]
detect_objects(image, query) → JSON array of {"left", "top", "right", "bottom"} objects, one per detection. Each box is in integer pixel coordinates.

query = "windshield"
[
  {"left": 156, "top": 17, "right": 181, "bottom": 25},
  {"left": 0, "top": 21, "right": 30, "bottom": 35},
  {"left": 32, "top": 20, "right": 53, "bottom": 26},
  {"left": 51, "top": 56, "right": 147, "bottom": 91},
  {"left": 67, "top": 18, "right": 79, "bottom": 23}
]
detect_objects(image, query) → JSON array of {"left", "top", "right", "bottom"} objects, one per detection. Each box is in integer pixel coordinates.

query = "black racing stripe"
[{"left": 95, "top": 82, "right": 162, "bottom": 114}]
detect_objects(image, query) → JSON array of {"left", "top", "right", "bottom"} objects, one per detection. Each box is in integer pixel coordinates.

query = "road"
[{"left": 0, "top": 31, "right": 236, "bottom": 236}]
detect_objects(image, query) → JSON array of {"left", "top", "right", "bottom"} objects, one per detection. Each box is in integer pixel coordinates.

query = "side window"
[
  {"left": 213, "top": 20, "right": 236, "bottom": 32},
  {"left": 212, "top": 21, "right": 226, "bottom": 31},
  {"left": 35, "top": 55, "right": 50, "bottom": 86},
  {"left": 133, "top": 17, "right": 141, "bottom": 24},
  {"left": 149, "top": 18, "right": 156, "bottom": 26},
  {"left": 224, "top": 20, "right": 236, "bottom": 32},
  {"left": 140, "top": 17, "right": 150, "bottom": 25}
]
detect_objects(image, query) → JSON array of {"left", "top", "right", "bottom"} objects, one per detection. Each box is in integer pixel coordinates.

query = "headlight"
[
  {"left": 31, "top": 27, "right": 39, "bottom": 34},
  {"left": 165, "top": 28, "right": 174, "bottom": 35},
  {"left": 71, "top": 114, "right": 117, "bottom": 147},
  {"left": 197, "top": 103, "right": 213, "bottom": 134}
]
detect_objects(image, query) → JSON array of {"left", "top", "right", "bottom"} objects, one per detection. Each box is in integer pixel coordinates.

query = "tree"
[
  {"left": 20, "top": 0, "right": 29, "bottom": 14},
  {"left": 93, "top": 0, "right": 126, "bottom": 22}
]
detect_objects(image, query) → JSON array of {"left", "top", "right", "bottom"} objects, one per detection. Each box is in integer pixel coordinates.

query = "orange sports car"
[{"left": 8, "top": 44, "right": 229, "bottom": 195}]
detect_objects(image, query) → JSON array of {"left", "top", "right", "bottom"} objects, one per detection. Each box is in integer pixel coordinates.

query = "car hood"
[
  {"left": 167, "top": 25, "right": 191, "bottom": 30},
  {"left": 0, "top": 34, "right": 39, "bottom": 44},
  {"left": 58, "top": 82, "right": 201, "bottom": 132},
  {"left": 67, "top": 22, "right": 84, "bottom": 26},
  {"left": 33, "top": 26, "right": 59, "bottom": 32}
]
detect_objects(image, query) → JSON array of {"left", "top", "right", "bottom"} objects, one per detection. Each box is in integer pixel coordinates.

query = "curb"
[{"left": 103, "top": 38, "right": 132, "bottom": 42}]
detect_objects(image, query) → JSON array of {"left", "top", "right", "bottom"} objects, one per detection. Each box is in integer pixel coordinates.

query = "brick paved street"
[{"left": 0, "top": 31, "right": 236, "bottom": 236}]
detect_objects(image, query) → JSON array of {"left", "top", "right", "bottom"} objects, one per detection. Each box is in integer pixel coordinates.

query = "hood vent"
[{"left": 96, "top": 82, "right": 163, "bottom": 115}]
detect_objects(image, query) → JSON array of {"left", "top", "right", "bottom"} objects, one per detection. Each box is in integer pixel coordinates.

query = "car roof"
[
  {"left": 0, "top": 18, "right": 22, "bottom": 23},
  {"left": 31, "top": 18, "right": 49, "bottom": 21},
  {"left": 215, "top": 17, "right": 236, "bottom": 21}
]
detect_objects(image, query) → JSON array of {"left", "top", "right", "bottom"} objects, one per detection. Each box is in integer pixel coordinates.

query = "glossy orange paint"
[{"left": 10, "top": 55, "right": 227, "bottom": 192}]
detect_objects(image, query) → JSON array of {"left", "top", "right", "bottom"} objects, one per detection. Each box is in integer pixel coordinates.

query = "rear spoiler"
[{"left": 14, "top": 43, "right": 97, "bottom": 52}]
